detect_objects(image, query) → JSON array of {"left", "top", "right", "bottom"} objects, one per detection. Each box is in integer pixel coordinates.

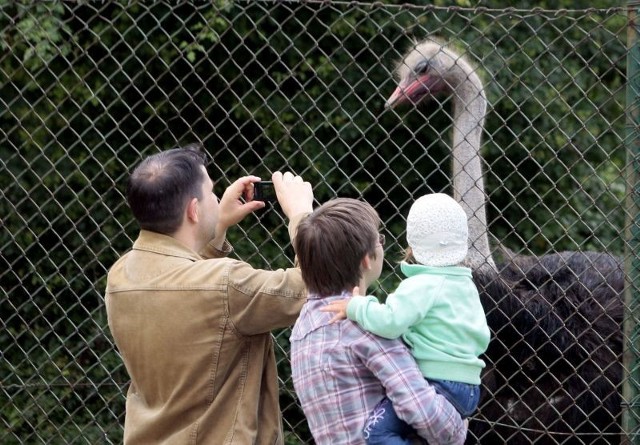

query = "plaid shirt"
[{"left": 290, "top": 293, "right": 467, "bottom": 445}]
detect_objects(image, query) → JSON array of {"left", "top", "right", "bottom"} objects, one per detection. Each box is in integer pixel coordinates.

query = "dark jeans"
[
  {"left": 430, "top": 379, "right": 480, "bottom": 418},
  {"left": 363, "top": 379, "right": 480, "bottom": 445}
]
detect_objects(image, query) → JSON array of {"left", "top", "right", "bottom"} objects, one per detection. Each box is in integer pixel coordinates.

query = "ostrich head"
[{"left": 386, "top": 39, "right": 484, "bottom": 110}]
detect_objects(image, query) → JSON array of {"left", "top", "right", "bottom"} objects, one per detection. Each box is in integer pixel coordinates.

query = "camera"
[{"left": 254, "top": 181, "right": 277, "bottom": 202}]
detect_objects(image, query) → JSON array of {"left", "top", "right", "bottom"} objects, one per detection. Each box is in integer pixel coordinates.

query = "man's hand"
[
  {"left": 272, "top": 171, "right": 313, "bottom": 219},
  {"left": 216, "top": 175, "right": 265, "bottom": 234}
]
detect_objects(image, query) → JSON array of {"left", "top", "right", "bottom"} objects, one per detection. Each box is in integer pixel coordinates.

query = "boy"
[{"left": 289, "top": 198, "right": 467, "bottom": 445}]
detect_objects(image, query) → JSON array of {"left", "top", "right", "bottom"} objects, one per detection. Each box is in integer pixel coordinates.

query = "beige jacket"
[{"left": 105, "top": 215, "right": 307, "bottom": 444}]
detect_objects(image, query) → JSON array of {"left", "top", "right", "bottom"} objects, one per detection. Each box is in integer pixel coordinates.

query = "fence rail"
[{"left": 1, "top": 1, "right": 636, "bottom": 443}]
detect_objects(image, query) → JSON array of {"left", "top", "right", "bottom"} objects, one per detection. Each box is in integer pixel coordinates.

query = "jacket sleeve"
[
  {"left": 225, "top": 212, "right": 310, "bottom": 336},
  {"left": 354, "top": 334, "right": 467, "bottom": 444},
  {"left": 200, "top": 239, "right": 233, "bottom": 259},
  {"left": 199, "top": 212, "right": 308, "bottom": 260},
  {"left": 346, "top": 277, "right": 439, "bottom": 339},
  {"left": 226, "top": 263, "right": 306, "bottom": 335}
]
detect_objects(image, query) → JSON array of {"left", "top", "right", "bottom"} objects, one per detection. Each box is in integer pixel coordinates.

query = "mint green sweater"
[{"left": 346, "top": 263, "right": 490, "bottom": 385}]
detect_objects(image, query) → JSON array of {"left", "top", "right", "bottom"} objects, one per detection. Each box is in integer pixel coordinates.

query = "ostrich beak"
[
  {"left": 386, "top": 78, "right": 416, "bottom": 108},
  {"left": 385, "top": 75, "right": 439, "bottom": 109},
  {"left": 385, "top": 85, "right": 406, "bottom": 109}
]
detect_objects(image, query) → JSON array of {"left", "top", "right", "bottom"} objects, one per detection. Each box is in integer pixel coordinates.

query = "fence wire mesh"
[{"left": 1, "top": 1, "right": 636, "bottom": 443}]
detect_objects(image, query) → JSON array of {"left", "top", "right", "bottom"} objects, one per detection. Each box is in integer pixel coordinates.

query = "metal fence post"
[{"left": 624, "top": 2, "right": 640, "bottom": 443}]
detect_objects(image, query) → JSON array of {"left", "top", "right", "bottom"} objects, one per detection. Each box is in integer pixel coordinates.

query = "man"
[
  {"left": 290, "top": 198, "right": 467, "bottom": 444},
  {"left": 105, "top": 144, "right": 313, "bottom": 444}
]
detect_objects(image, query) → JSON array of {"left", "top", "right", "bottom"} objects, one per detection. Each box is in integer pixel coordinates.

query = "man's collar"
[{"left": 132, "top": 230, "right": 202, "bottom": 261}]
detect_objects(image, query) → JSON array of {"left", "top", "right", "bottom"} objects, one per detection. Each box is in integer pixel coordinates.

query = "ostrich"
[{"left": 386, "top": 38, "right": 624, "bottom": 444}]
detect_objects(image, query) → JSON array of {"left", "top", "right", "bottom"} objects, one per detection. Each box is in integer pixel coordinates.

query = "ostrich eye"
[{"left": 414, "top": 60, "right": 430, "bottom": 75}]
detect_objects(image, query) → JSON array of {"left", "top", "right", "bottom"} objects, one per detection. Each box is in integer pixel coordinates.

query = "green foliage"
[
  {"left": 0, "top": 0, "right": 72, "bottom": 71},
  {"left": 1, "top": 1, "right": 629, "bottom": 443}
]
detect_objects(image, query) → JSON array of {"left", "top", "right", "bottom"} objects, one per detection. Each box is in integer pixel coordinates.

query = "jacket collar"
[{"left": 132, "top": 230, "right": 202, "bottom": 262}]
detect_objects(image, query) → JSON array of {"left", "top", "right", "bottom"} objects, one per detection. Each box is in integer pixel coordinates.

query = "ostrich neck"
[{"left": 451, "top": 82, "right": 496, "bottom": 271}]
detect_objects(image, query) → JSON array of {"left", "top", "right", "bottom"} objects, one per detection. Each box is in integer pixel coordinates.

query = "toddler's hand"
[
  {"left": 320, "top": 298, "right": 350, "bottom": 324},
  {"left": 319, "top": 286, "right": 362, "bottom": 323}
]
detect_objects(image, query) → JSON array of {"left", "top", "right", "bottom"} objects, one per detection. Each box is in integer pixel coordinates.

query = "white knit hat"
[{"left": 406, "top": 193, "right": 468, "bottom": 267}]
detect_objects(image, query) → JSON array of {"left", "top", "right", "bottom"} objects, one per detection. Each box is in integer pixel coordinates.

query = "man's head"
[
  {"left": 406, "top": 193, "right": 468, "bottom": 267},
  {"left": 294, "top": 198, "right": 382, "bottom": 297},
  {"left": 127, "top": 144, "right": 218, "bottom": 237}
]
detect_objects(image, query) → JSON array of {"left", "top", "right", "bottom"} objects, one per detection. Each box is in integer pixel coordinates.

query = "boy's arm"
[{"left": 355, "top": 334, "right": 467, "bottom": 444}]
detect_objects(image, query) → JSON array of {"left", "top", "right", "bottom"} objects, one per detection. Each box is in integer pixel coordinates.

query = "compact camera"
[{"left": 254, "top": 181, "right": 277, "bottom": 202}]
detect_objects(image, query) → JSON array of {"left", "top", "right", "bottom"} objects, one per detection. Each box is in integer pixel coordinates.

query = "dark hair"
[
  {"left": 293, "top": 198, "right": 380, "bottom": 297},
  {"left": 126, "top": 144, "right": 208, "bottom": 235},
  {"left": 403, "top": 246, "right": 417, "bottom": 264}
]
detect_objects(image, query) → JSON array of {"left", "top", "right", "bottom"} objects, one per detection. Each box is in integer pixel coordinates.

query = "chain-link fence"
[{"left": 1, "top": 1, "right": 637, "bottom": 443}]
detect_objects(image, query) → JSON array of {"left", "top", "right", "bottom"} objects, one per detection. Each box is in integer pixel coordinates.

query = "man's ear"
[{"left": 186, "top": 197, "right": 199, "bottom": 223}]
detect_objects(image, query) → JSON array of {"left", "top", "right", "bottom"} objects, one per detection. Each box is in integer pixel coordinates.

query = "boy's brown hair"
[{"left": 293, "top": 198, "right": 380, "bottom": 297}]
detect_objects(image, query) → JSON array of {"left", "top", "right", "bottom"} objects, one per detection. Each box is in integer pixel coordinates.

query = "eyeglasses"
[{"left": 377, "top": 234, "right": 386, "bottom": 247}]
